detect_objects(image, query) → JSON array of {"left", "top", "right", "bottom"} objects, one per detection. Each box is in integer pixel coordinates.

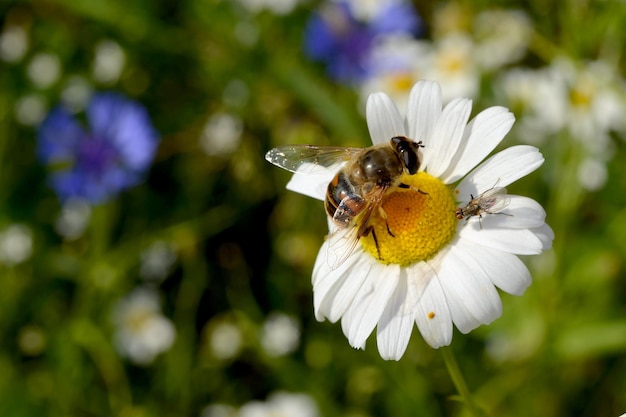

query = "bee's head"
[{"left": 391, "top": 136, "right": 424, "bottom": 175}]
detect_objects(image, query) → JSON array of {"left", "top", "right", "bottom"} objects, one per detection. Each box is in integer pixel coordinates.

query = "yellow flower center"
[
  {"left": 569, "top": 82, "right": 593, "bottom": 110},
  {"left": 390, "top": 72, "right": 415, "bottom": 93},
  {"left": 360, "top": 172, "right": 457, "bottom": 266}
]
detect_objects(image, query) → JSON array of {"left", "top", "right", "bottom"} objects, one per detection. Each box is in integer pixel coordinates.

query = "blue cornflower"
[
  {"left": 37, "top": 92, "right": 159, "bottom": 204},
  {"left": 303, "top": 0, "right": 422, "bottom": 83}
]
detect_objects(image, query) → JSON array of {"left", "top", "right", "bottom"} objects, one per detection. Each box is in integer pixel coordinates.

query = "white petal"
[
  {"left": 495, "top": 195, "right": 545, "bottom": 228},
  {"left": 459, "top": 226, "right": 545, "bottom": 255},
  {"left": 436, "top": 241, "right": 502, "bottom": 334},
  {"left": 531, "top": 223, "right": 555, "bottom": 250},
  {"left": 455, "top": 145, "right": 544, "bottom": 199},
  {"left": 377, "top": 313, "right": 414, "bottom": 360},
  {"left": 366, "top": 92, "right": 406, "bottom": 145},
  {"left": 441, "top": 106, "right": 515, "bottom": 184},
  {"left": 406, "top": 80, "right": 442, "bottom": 147},
  {"left": 376, "top": 268, "right": 419, "bottom": 360},
  {"left": 460, "top": 243, "right": 532, "bottom": 295},
  {"left": 286, "top": 165, "right": 335, "bottom": 201},
  {"left": 340, "top": 262, "right": 400, "bottom": 350},
  {"left": 425, "top": 98, "right": 473, "bottom": 177},
  {"left": 312, "top": 246, "right": 370, "bottom": 322},
  {"left": 413, "top": 259, "right": 453, "bottom": 348}
]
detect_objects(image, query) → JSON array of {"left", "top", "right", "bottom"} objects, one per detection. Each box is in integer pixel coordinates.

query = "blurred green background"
[{"left": 1, "top": 0, "right": 626, "bottom": 416}]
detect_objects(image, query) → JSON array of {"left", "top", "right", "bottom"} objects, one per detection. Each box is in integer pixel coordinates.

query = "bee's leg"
[
  {"left": 377, "top": 206, "right": 395, "bottom": 237},
  {"left": 399, "top": 183, "right": 428, "bottom": 195},
  {"left": 371, "top": 228, "right": 382, "bottom": 260},
  {"left": 382, "top": 222, "right": 394, "bottom": 237},
  {"left": 362, "top": 225, "right": 382, "bottom": 259}
]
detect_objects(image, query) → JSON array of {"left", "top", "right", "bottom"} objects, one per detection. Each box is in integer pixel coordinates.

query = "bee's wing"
[
  {"left": 325, "top": 187, "right": 386, "bottom": 269},
  {"left": 265, "top": 145, "right": 363, "bottom": 174},
  {"left": 326, "top": 225, "right": 361, "bottom": 270},
  {"left": 478, "top": 187, "right": 511, "bottom": 213}
]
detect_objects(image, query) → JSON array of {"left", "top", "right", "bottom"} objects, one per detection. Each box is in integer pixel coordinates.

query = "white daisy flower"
[{"left": 268, "top": 80, "right": 553, "bottom": 360}]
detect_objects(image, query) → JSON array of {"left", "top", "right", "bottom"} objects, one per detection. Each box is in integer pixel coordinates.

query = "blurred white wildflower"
[
  {"left": 92, "top": 40, "right": 126, "bottom": 84},
  {"left": 200, "top": 113, "right": 244, "bottom": 157},
  {"left": 473, "top": 9, "right": 532, "bottom": 70},
  {"left": 362, "top": 33, "right": 480, "bottom": 106},
  {"left": 498, "top": 66, "right": 565, "bottom": 145},
  {"left": 239, "top": 392, "right": 320, "bottom": 417},
  {"left": 235, "top": 0, "right": 300, "bottom": 15},
  {"left": 0, "top": 224, "right": 33, "bottom": 266},
  {"left": 14, "top": 93, "right": 47, "bottom": 126},
  {"left": 418, "top": 33, "right": 480, "bottom": 101},
  {"left": 0, "top": 25, "right": 28, "bottom": 62},
  {"left": 361, "top": 35, "right": 429, "bottom": 114},
  {"left": 209, "top": 320, "right": 243, "bottom": 360},
  {"left": 577, "top": 157, "right": 608, "bottom": 191},
  {"left": 55, "top": 198, "right": 92, "bottom": 240},
  {"left": 61, "top": 76, "right": 93, "bottom": 113},
  {"left": 27, "top": 52, "right": 62, "bottom": 89},
  {"left": 433, "top": 1, "right": 532, "bottom": 67},
  {"left": 113, "top": 288, "right": 176, "bottom": 365},
  {"left": 501, "top": 58, "right": 626, "bottom": 148},
  {"left": 362, "top": 6, "right": 531, "bottom": 106},
  {"left": 140, "top": 241, "right": 177, "bottom": 283},
  {"left": 499, "top": 57, "right": 626, "bottom": 192},
  {"left": 260, "top": 312, "right": 300, "bottom": 357},
  {"left": 554, "top": 58, "right": 626, "bottom": 149}
]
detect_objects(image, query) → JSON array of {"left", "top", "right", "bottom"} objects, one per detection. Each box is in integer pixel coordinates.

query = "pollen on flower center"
[{"left": 360, "top": 172, "right": 457, "bottom": 266}]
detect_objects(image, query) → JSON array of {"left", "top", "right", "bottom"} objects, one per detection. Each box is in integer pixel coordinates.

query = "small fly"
[{"left": 455, "top": 184, "right": 512, "bottom": 228}]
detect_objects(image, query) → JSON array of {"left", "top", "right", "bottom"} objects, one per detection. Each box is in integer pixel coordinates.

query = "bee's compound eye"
[{"left": 391, "top": 136, "right": 421, "bottom": 175}]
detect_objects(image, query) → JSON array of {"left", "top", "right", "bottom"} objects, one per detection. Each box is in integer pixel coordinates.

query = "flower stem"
[{"left": 441, "top": 346, "right": 485, "bottom": 417}]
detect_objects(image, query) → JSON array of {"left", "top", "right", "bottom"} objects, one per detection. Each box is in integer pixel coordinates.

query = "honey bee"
[
  {"left": 265, "top": 136, "right": 424, "bottom": 267},
  {"left": 455, "top": 184, "right": 511, "bottom": 227}
]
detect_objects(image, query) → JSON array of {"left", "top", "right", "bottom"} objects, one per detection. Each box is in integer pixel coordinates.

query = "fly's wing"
[
  {"left": 477, "top": 187, "right": 510, "bottom": 214},
  {"left": 265, "top": 145, "right": 363, "bottom": 175}
]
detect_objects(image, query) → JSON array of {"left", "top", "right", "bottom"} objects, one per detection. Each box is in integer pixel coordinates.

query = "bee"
[
  {"left": 265, "top": 136, "right": 424, "bottom": 267},
  {"left": 455, "top": 184, "right": 511, "bottom": 227}
]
